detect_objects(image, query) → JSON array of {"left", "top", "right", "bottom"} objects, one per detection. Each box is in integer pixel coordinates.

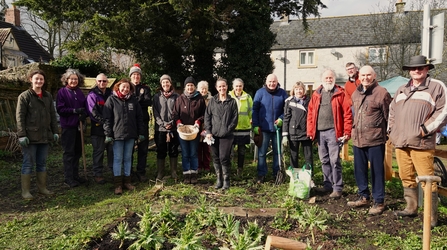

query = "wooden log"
[{"left": 264, "top": 235, "right": 307, "bottom": 250}]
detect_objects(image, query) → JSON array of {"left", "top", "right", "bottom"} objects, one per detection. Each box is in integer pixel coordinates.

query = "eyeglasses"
[
  {"left": 409, "top": 66, "right": 427, "bottom": 71},
  {"left": 97, "top": 80, "right": 108, "bottom": 83},
  {"left": 346, "top": 67, "right": 356, "bottom": 71}
]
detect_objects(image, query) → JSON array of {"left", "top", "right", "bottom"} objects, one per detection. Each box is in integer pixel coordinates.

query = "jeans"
[
  {"left": 257, "top": 131, "right": 279, "bottom": 177},
  {"left": 353, "top": 144, "right": 385, "bottom": 203},
  {"left": 113, "top": 139, "right": 135, "bottom": 177},
  {"left": 21, "top": 144, "right": 49, "bottom": 174},
  {"left": 91, "top": 135, "right": 113, "bottom": 177},
  {"left": 317, "top": 129, "right": 343, "bottom": 191},
  {"left": 61, "top": 128, "right": 82, "bottom": 182},
  {"left": 178, "top": 136, "right": 200, "bottom": 173}
]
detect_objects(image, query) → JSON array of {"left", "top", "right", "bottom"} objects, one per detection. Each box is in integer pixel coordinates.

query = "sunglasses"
[
  {"left": 408, "top": 66, "right": 427, "bottom": 71},
  {"left": 97, "top": 80, "right": 108, "bottom": 83}
]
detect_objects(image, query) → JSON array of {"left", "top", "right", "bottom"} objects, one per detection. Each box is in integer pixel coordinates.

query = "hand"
[
  {"left": 165, "top": 124, "right": 172, "bottom": 130},
  {"left": 206, "top": 133, "right": 213, "bottom": 140},
  {"left": 53, "top": 134, "right": 59, "bottom": 142},
  {"left": 74, "top": 107, "right": 85, "bottom": 114},
  {"left": 275, "top": 118, "right": 283, "bottom": 127},
  {"left": 194, "top": 123, "right": 199, "bottom": 129},
  {"left": 344, "top": 134, "right": 351, "bottom": 141},
  {"left": 19, "top": 137, "right": 29, "bottom": 147},
  {"left": 138, "top": 135, "right": 145, "bottom": 142},
  {"left": 282, "top": 137, "right": 288, "bottom": 147},
  {"left": 253, "top": 126, "right": 260, "bottom": 135},
  {"left": 105, "top": 136, "right": 113, "bottom": 144},
  {"left": 79, "top": 113, "right": 87, "bottom": 123}
]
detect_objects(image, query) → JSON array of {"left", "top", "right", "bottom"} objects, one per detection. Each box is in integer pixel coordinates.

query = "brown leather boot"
[
  {"left": 123, "top": 176, "right": 135, "bottom": 191},
  {"left": 114, "top": 176, "right": 123, "bottom": 195},
  {"left": 395, "top": 187, "right": 418, "bottom": 217}
]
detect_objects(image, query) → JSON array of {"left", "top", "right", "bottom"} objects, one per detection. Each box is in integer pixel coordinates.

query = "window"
[
  {"left": 299, "top": 51, "right": 315, "bottom": 66},
  {"left": 368, "top": 47, "right": 387, "bottom": 64}
]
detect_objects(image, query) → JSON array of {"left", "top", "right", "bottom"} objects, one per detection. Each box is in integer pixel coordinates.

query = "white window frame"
[
  {"left": 368, "top": 47, "right": 388, "bottom": 65},
  {"left": 299, "top": 50, "right": 315, "bottom": 67}
]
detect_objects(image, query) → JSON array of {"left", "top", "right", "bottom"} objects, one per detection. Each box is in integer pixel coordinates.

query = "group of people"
[{"left": 16, "top": 55, "right": 446, "bottom": 227}]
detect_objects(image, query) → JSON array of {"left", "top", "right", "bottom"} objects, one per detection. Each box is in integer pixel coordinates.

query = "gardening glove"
[
  {"left": 73, "top": 107, "right": 85, "bottom": 114},
  {"left": 275, "top": 118, "right": 283, "bottom": 127},
  {"left": 178, "top": 123, "right": 184, "bottom": 127},
  {"left": 253, "top": 126, "right": 260, "bottom": 135},
  {"left": 282, "top": 137, "right": 288, "bottom": 147},
  {"left": 105, "top": 136, "right": 113, "bottom": 144},
  {"left": 53, "top": 134, "right": 59, "bottom": 142},
  {"left": 138, "top": 135, "right": 145, "bottom": 142},
  {"left": 194, "top": 123, "right": 200, "bottom": 129},
  {"left": 19, "top": 137, "right": 29, "bottom": 147}
]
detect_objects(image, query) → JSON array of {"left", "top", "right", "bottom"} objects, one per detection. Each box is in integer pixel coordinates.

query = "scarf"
[
  {"left": 184, "top": 90, "right": 199, "bottom": 99},
  {"left": 264, "top": 84, "right": 279, "bottom": 94},
  {"left": 163, "top": 90, "right": 174, "bottom": 98},
  {"left": 115, "top": 90, "right": 130, "bottom": 100}
]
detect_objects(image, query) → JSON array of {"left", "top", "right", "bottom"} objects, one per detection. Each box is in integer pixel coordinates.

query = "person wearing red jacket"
[
  {"left": 307, "top": 69, "right": 352, "bottom": 199},
  {"left": 344, "top": 62, "right": 361, "bottom": 109}
]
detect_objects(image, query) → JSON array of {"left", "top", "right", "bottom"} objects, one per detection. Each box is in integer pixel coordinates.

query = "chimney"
[
  {"left": 5, "top": 4, "right": 20, "bottom": 27},
  {"left": 395, "top": 0, "right": 406, "bottom": 13}
]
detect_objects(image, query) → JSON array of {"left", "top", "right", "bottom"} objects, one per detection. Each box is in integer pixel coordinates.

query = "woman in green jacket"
[{"left": 16, "top": 69, "right": 59, "bottom": 199}]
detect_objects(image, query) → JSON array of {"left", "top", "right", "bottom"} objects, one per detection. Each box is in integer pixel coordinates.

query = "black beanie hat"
[{"left": 184, "top": 76, "right": 196, "bottom": 86}]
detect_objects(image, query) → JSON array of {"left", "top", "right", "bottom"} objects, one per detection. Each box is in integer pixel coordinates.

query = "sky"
[{"left": 319, "top": 0, "right": 398, "bottom": 17}]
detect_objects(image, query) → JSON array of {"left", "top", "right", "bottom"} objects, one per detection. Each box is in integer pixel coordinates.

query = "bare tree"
[
  {"left": 20, "top": 7, "right": 80, "bottom": 58},
  {"left": 356, "top": 0, "right": 447, "bottom": 81}
]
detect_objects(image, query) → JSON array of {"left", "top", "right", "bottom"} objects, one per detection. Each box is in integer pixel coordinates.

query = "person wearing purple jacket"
[
  {"left": 86, "top": 73, "right": 113, "bottom": 184},
  {"left": 56, "top": 68, "right": 87, "bottom": 188}
]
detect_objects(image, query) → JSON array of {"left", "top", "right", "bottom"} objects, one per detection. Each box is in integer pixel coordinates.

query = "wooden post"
[
  {"left": 384, "top": 139, "right": 393, "bottom": 181},
  {"left": 264, "top": 235, "right": 307, "bottom": 250},
  {"left": 340, "top": 143, "right": 349, "bottom": 160}
]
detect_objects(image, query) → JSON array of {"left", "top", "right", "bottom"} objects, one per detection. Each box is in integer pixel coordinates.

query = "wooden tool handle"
[{"left": 264, "top": 235, "right": 307, "bottom": 250}]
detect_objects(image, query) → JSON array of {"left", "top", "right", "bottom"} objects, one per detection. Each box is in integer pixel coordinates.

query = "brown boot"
[
  {"left": 36, "top": 172, "right": 53, "bottom": 195},
  {"left": 347, "top": 196, "right": 369, "bottom": 208},
  {"left": 190, "top": 171, "right": 198, "bottom": 184},
  {"left": 170, "top": 157, "right": 178, "bottom": 181},
  {"left": 123, "top": 176, "right": 135, "bottom": 191},
  {"left": 114, "top": 176, "right": 123, "bottom": 195},
  {"left": 431, "top": 192, "right": 439, "bottom": 228},
  {"left": 156, "top": 159, "right": 165, "bottom": 180},
  {"left": 395, "top": 187, "right": 418, "bottom": 217},
  {"left": 183, "top": 173, "right": 191, "bottom": 184},
  {"left": 368, "top": 203, "right": 385, "bottom": 216}
]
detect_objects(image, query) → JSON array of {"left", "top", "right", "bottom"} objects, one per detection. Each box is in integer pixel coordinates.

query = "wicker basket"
[{"left": 177, "top": 125, "right": 199, "bottom": 141}]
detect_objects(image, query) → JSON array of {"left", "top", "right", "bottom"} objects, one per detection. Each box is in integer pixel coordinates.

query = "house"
[
  {"left": 269, "top": 0, "right": 426, "bottom": 91},
  {"left": 0, "top": 5, "right": 52, "bottom": 68}
]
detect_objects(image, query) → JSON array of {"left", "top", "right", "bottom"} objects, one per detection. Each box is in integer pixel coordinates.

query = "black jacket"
[
  {"left": 204, "top": 95, "right": 238, "bottom": 138},
  {"left": 103, "top": 94, "right": 144, "bottom": 140},
  {"left": 134, "top": 84, "right": 152, "bottom": 122},
  {"left": 282, "top": 95, "right": 310, "bottom": 141}
]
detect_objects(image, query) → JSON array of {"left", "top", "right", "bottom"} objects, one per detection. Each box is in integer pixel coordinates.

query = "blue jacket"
[{"left": 252, "top": 85, "right": 288, "bottom": 133}]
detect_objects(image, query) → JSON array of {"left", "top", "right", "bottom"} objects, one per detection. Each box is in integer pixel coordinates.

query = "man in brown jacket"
[{"left": 347, "top": 65, "right": 392, "bottom": 215}]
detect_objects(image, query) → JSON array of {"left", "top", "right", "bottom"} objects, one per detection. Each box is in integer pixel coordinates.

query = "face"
[
  {"left": 409, "top": 66, "right": 429, "bottom": 83},
  {"left": 322, "top": 70, "right": 335, "bottom": 91},
  {"left": 294, "top": 86, "right": 305, "bottom": 98},
  {"left": 233, "top": 81, "right": 243, "bottom": 96},
  {"left": 67, "top": 74, "right": 79, "bottom": 88},
  {"left": 185, "top": 83, "right": 196, "bottom": 94},
  {"left": 198, "top": 85, "right": 208, "bottom": 96},
  {"left": 266, "top": 74, "right": 278, "bottom": 90},
  {"left": 30, "top": 73, "right": 45, "bottom": 90},
  {"left": 96, "top": 75, "right": 108, "bottom": 90},
  {"left": 359, "top": 67, "right": 376, "bottom": 87},
  {"left": 216, "top": 80, "right": 228, "bottom": 95},
  {"left": 161, "top": 79, "right": 172, "bottom": 92},
  {"left": 131, "top": 73, "right": 141, "bottom": 85},
  {"left": 119, "top": 82, "right": 131, "bottom": 95},
  {"left": 346, "top": 64, "right": 358, "bottom": 78}
]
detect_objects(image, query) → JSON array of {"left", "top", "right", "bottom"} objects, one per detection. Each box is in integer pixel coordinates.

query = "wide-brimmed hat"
[{"left": 402, "top": 55, "right": 434, "bottom": 70}]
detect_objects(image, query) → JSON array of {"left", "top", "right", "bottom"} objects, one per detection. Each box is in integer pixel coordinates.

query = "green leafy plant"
[
  {"left": 110, "top": 221, "right": 136, "bottom": 249},
  {"left": 298, "top": 205, "right": 328, "bottom": 244},
  {"left": 170, "top": 224, "right": 204, "bottom": 250},
  {"left": 128, "top": 223, "right": 165, "bottom": 250},
  {"left": 271, "top": 210, "right": 292, "bottom": 231}
]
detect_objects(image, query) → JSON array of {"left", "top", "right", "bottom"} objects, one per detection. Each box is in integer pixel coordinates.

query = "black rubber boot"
[
  {"left": 214, "top": 164, "right": 223, "bottom": 189},
  {"left": 222, "top": 165, "right": 230, "bottom": 190}
]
